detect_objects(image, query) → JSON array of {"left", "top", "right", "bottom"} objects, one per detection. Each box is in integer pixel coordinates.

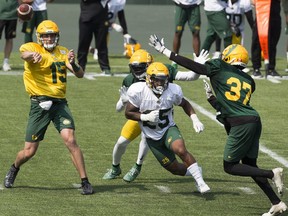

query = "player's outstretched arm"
[{"left": 148, "top": 34, "right": 208, "bottom": 75}]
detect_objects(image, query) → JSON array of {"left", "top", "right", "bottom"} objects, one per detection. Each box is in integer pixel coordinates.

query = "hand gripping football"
[{"left": 17, "top": 4, "right": 33, "bottom": 21}]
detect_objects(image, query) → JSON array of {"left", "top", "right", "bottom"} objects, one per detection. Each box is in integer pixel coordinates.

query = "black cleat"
[
  {"left": 4, "top": 165, "right": 19, "bottom": 188},
  {"left": 81, "top": 181, "right": 94, "bottom": 195},
  {"left": 267, "top": 70, "right": 282, "bottom": 77},
  {"left": 252, "top": 69, "right": 262, "bottom": 77}
]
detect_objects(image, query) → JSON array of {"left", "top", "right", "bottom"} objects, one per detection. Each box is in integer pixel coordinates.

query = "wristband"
[{"left": 71, "top": 62, "right": 81, "bottom": 73}]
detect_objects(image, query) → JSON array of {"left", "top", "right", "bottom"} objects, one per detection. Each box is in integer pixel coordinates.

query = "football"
[{"left": 17, "top": 3, "right": 33, "bottom": 21}]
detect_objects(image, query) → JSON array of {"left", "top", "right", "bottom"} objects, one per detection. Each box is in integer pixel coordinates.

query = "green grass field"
[{"left": 0, "top": 53, "right": 287, "bottom": 216}]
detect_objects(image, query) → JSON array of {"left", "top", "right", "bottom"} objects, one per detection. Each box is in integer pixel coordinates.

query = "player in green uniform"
[
  {"left": 3, "top": 20, "right": 94, "bottom": 195},
  {"left": 149, "top": 35, "right": 286, "bottom": 216}
]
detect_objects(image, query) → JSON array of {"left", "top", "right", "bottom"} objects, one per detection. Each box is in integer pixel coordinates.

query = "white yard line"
[
  {"left": 238, "top": 187, "right": 256, "bottom": 194},
  {"left": 154, "top": 185, "right": 171, "bottom": 193}
]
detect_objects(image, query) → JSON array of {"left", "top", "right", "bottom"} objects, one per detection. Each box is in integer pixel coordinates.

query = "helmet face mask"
[
  {"left": 221, "top": 44, "right": 249, "bottom": 68},
  {"left": 149, "top": 75, "right": 168, "bottom": 95},
  {"left": 129, "top": 62, "right": 148, "bottom": 80},
  {"left": 129, "top": 49, "right": 153, "bottom": 80},
  {"left": 146, "top": 62, "right": 169, "bottom": 95},
  {"left": 36, "top": 20, "right": 60, "bottom": 51}
]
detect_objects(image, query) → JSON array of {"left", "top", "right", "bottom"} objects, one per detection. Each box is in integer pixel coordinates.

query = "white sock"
[
  {"left": 186, "top": 163, "right": 205, "bottom": 186},
  {"left": 136, "top": 135, "right": 149, "bottom": 165},
  {"left": 3, "top": 58, "right": 9, "bottom": 64},
  {"left": 112, "top": 136, "right": 130, "bottom": 165},
  {"left": 286, "top": 52, "right": 288, "bottom": 63}
]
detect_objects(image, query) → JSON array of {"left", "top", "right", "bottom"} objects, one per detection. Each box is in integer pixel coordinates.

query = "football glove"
[
  {"left": 140, "top": 110, "right": 159, "bottom": 123},
  {"left": 148, "top": 34, "right": 166, "bottom": 53},
  {"left": 193, "top": 49, "right": 210, "bottom": 65},
  {"left": 190, "top": 114, "right": 204, "bottom": 133},
  {"left": 148, "top": 34, "right": 171, "bottom": 58},
  {"left": 111, "top": 23, "right": 123, "bottom": 33},
  {"left": 203, "top": 80, "right": 213, "bottom": 99},
  {"left": 119, "top": 86, "right": 128, "bottom": 103}
]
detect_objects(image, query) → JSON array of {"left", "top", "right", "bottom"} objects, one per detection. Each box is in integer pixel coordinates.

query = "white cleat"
[
  {"left": 262, "top": 201, "right": 287, "bottom": 216},
  {"left": 197, "top": 183, "right": 211, "bottom": 194},
  {"left": 2, "top": 63, "right": 11, "bottom": 71},
  {"left": 272, "top": 168, "right": 284, "bottom": 196}
]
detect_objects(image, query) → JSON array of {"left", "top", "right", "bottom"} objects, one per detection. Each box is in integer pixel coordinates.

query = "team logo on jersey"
[
  {"left": 32, "top": 135, "right": 38, "bottom": 141},
  {"left": 63, "top": 119, "right": 71, "bottom": 125},
  {"left": 176, "top": 26, "right": 183, "bottom": 31},
  {"left": 60, "top": 49, "right": 66, "bottom": 55},
  {"left": 168, "top": 136, "right": 172, "bottom": 144}
]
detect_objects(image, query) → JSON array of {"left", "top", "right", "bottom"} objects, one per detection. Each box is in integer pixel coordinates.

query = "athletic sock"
[{"left": 186, "top": 163, "right": 205, "bottom": 185}]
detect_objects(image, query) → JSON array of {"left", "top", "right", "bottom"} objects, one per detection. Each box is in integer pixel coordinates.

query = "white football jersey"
[
  {"left": 32, "top": 0, "right": 47, "bottom": 11},
  {"left": 108, "top": 0, "right": 126, "bottom": 24},
  {"left": 225, "top": 0, "right": 252, "bottom": 31},
  {"left": 204, "top": 0, "right": 227, "bottom": 11},
  {"left": 173, "top": 0, "right": 202, "bottom": 6},
  {"left": 127, "top": 82, "right": 183, "bottom": 140}
]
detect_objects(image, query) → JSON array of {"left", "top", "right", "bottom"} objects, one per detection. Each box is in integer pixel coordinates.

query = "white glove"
[
  {"left": 111, "top": 23, "right": 123, "bottom": 33},
  {"left": 140, "top": 110, "right": 159, "bottom": 123},
  {"left": 148, "top": 34, "right": 165, "bottom": 53},
  {"left": 203, "top": 80, "right": 213, "bottom": 99},
  {"left": 190, "top": 114, "right": 204, "bottom": 133},
  {"left": 193, "top": 49, "right": 210, "bottom": 65},
  {"left": 39, "top": 100, "right": 53, "bottom": 111},
  {"left": 119, "top": 86, "right": 128, "bottom": 103},
  {"left": 124, "top": 34, "right": 131, "bottom": 40}
]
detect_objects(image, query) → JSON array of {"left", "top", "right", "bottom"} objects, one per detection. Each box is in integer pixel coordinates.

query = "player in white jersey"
[
  {"left": 125, "top": 62, "right": 210, "bottom": 194},
  {"left": 213, "top": 0, "right": 253, "bottom": 59}
]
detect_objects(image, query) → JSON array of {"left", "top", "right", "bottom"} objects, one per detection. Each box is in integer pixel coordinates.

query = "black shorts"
[{"left": 0, "top": 19, "right": 17, "bottom": 40}]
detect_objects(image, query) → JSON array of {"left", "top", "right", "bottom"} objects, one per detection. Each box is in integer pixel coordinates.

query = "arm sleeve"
[
  {"left": 175, "top": 71, "right": 200, "bottom": 81},
  {"left": 118, "top": 10, "right": 128, "bottom": 35},
  {"left": 170, "top": 52, "right": 208, "bottom": 75}
]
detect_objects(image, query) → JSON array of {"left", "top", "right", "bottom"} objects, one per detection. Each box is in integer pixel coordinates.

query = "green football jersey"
[{"left": 205, "top": 59, "right": 259, "bottom": 118}]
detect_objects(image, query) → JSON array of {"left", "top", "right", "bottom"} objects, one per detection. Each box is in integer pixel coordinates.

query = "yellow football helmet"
[
  {"left": 36, "top": 20, "right": 60, "bottom": 51},
  {"left": 123, "top": 37, "right": 141, "bottom": 58},
  {"left": 146, "top": 62, "right": 169, "bottom": 95},
  {"left": 221, "top": 44, "right": 249, "bottom": 68},
  {"left": 129, "top": 49, "right": 154, "bottom": 80}
]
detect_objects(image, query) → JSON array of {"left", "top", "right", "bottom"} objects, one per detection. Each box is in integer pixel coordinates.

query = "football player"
[
  {"left": 3, "top": 20, "right": 94, "bottom": 195},
  {"left": 103, "top": 49, "right": 205, "bottom": 182},
  {"left": 124, "top": 62, "right": 210, "bottom": 194},
  {"left": 149, "top": 35, "right": 287, "bottom": 216}
]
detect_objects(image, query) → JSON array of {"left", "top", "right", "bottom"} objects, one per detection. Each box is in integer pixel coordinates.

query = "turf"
[{"left": 0, "top": 53, "right": 287, "bottom": 216}]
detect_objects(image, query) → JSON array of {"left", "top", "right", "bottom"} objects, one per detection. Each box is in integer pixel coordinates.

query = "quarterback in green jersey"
[{"left": 149, "top": 35, "right": 286, "bottom": 216}]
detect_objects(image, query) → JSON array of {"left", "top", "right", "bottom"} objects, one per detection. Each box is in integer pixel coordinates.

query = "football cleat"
[
  {"left": 272, "top": 168, "right": 284, "bottom": 196},
  {"left": 252, "top": 69, "right": 263, "bottom": 78},
  {"left": 4, "top": 165, "right": 19, "bottom": 188},
  {"left": 196, "top": 183, "right": 211, "bottom": 194},
  {"left": 2, "top": 63, "right": 11, "bottom": 72},
  {"left": 262, "top": 201, "right": 287, "bottom": 216},
  {"left": 123, "top": 164, "right": 141, "bottom": 182},
  {"left": 102, "top": 166, "right": 121, "bottom": 180},
  {"left": 81, "top": 181, "right": 94, "bottom": 195}
]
